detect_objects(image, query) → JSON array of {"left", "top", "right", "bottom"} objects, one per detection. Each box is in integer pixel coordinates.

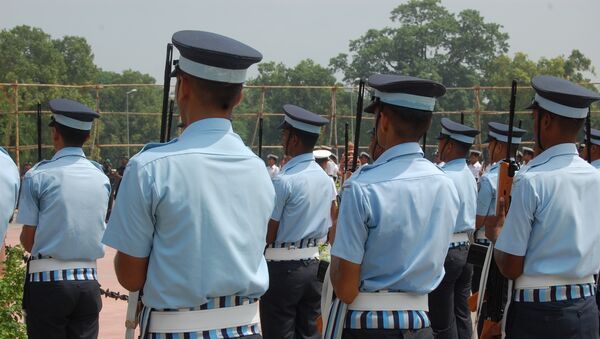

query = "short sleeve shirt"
[
  {"left": 16, "top": 147, "right": 110, "bottom": 260},
  {"left": 331, "top": 142, "right": 459, "bottom": 294},
  {"left": 496, "top": 144, "right": 600, "bottom": 278},
  {"left": 103, "top": 118, "right": 275, "bottom": 309},
  {"left": 270, "top": 153, "right": 335, "bottom": 244},
  {"left": 0, "top": 148, "right": 19, "bottom": 241}
]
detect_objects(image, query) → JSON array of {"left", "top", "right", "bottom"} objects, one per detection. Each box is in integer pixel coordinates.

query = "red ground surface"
[{"left": 6, "top": 223, "right": 130, "bottom": 338}]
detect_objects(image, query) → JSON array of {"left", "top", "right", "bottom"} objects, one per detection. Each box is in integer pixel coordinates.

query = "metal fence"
[{"left": 1, "top": 82, "right": 599, "bottom": 170}]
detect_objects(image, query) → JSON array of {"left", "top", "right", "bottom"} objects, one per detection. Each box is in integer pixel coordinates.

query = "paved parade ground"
[{"left": 5, "top": 223, "right": 128, "bottom": 338}]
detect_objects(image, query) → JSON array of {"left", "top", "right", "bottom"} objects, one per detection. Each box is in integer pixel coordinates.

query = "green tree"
[{"left": 239, "top": 59, "right": 342, "bottom": 157}]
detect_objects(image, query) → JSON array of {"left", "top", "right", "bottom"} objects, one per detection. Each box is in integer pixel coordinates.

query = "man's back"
[
  {"left": 104, "top": 118, "right": 275, "bottom": 309},
  {"left": 333, "top": 142, "right": 459, "bottom": 293},
  {"left": 0, "top": 148, "right": 19, "bottom": 241}
]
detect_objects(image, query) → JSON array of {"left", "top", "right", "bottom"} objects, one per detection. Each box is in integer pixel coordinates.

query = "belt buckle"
[{"left": 287, "top": 244, "right": 296, "bottom": 250}]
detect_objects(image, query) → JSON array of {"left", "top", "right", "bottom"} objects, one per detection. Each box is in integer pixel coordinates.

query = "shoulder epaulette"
[{"left": 139, "top": 139, "right": 178, "bottom": 154}]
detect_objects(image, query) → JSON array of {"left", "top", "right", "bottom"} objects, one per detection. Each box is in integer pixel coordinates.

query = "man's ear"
[{"left": 233, "top": 90, "right": 243, "bottom": 108}]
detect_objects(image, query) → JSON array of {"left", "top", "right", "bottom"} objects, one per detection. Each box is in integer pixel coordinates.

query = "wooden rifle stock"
[{"left": 495, "top": 80, "right": 518, "bottom": 215}]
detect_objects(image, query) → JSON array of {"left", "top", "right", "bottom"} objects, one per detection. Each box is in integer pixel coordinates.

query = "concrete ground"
[{"left": 5, "top": 223, "right": 130, "bottom": 339}]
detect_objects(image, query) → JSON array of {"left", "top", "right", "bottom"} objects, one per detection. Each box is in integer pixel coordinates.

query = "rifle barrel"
[
  {"left": 351, "top": 80, "right": 365, "bottom": 171},
  {"left": 37, "top": 103, "right": 42, "bottom": 162},
  {"left": 258, "top": 117, "right": 264, "bottom": 158},
  {"left": 166, "top": 99, "right": 175, "bottom": 141},
  {"left": 160, "top": 43, "right": 174, "bottom": 142}
]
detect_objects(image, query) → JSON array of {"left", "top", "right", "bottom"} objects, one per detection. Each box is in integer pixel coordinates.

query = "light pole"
[{"left": 126, "top": 89, "right": 137, "bottom": 157}]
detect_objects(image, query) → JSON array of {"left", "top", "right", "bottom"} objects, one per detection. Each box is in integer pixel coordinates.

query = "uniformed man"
[
  {"left": 326, "top": 74, "right": 460, "bottom": 339},
  {"left": 0, "top": 147, "right": 19, "bottom": 266},
  {"left": 102, "top": 31, "right": 275, "bottom": 339},
  {"left": 467, "top": 150, "right": 482, "bottom": 181},
  {"left": 586, "top": 128, "right": 600, "bottom": 169},
  {"left": 260, "top": 104, "right": 335, "bottom": 339},
  {"left": 428, "top": 118, "right": 479, "bottom": 339},
  {"left": 521, "top": 146, "right": 535, "bottom": 165},
  {"left": 487, "top": 75, "right": 600, "bottom": 338},
  {"left": 358, "top": 152, "right": 370, "bottom": 166},
  {"left": 17, "top": 99, "right": 110, "bottom": 339},
  {"left": 472, "top": 122, "right": 526, "bottom": 288},
  {"left": 267, "top": 154, "right": 280, "bottom": 178}
]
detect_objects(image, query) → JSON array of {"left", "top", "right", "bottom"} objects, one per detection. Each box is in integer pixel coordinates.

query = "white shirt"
[
  {"left": 267, "top": 164, "right": 280, "bottom": 178},
  {"left": 468, "top": 161, "right": 482, "bottom": 180}
]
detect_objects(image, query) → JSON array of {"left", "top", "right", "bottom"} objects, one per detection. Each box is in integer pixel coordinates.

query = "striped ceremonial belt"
[
  {"left": 323, "top": 292, "right": 429, "bottom": 339},
  {"left": 28, "top": 258, "right": 97, "bottom": 282},
  {"left": 449, "top": 232, "right": 469, "bottom": 248},
  {"left": 265, "top": 238, "right": 320, "bottom": 261},
  {"left": 512, "top": 275, "right": 596, "bottom": 302},
  {"left": 140, "top": 297, "right": 261, "bottom": 338}
]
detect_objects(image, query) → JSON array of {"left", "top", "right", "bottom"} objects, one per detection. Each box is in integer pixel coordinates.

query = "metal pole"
[{"left": 126, "top": 93, "right": 130, "bottom": 157}]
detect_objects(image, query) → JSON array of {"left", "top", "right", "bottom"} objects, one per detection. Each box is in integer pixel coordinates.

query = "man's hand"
[{"left": 485, "top": 197, "right": 506, "bottom": 244}]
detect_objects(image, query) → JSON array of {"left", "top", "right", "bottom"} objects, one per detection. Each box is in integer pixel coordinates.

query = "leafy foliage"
[{"left": 0, "top": 246, "right": 27, "bottom": 339}]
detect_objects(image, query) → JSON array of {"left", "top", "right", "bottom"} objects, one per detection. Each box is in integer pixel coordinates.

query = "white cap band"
[
  {"left": 489, "top": 130, "right": 521, "bottom": 144},
  {"left": 441, "top": 127, "right": 475, "bottom": 144},
  {"left": 178, "top": 55, "right": 247, "bottom": 83},
  {"left": 53, "top": 114, "right": 93, "bottom": 130},
  {"left": 374, "top": 90, "right": 436, "bottom": 111},
  {"left": 284, "top": 115, "right": 322, "bottom": 134},
  {"left": 535, "top": 93, "right": 588, "bottom": 119}
]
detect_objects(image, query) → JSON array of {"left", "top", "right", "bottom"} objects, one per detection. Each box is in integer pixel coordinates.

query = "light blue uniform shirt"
[
  {"left": 496, "top": 144, "right": 600, "bottom": 278},
  {"left": 16, "top": 147, "right": 110, "bottom": 260},
  {"left": 592, "top": 159, "right": 600, "bottom": 170},
  {"left": 476, "top": 163, "right": 499, "bottom": 217},
  {"left": 103, "top": 118, "right": 275, "bottom": 309},
  {"left": 271, "top": 153, "right": 335, "bottom": 244},
  {"left": 442, "top": 158, "right": 477, "bottom": 233},
  {"left": 331, "top": 142, "right": 459, "bottom": 293},
  {"left": 0, "top": 148, "right": 19, "bottom": 242}
]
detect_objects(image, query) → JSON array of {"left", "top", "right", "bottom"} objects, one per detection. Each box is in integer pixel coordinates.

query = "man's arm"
[
  {"left": 487, "top": 197, "right": 525, "bottom": 279},
  {"left": 114, "top": 251, "right": 149, "bottom": 292},
  {"left": 20, "top": 225, "right": 36, "bottom": 253},
  {"left": 327, "top": 200, "right": 338, "bottom": 244},
  {"left": 266, "top": 219, "right": 279, "bottom": 245},
  {"left": 330, "top": 255, "right": 361, "bottom": 304}
]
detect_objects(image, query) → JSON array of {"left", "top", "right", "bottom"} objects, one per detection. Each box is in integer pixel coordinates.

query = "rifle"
[
  {"left": 480, "top": 79, "right": 519, "bottom": 338},
  {"left": 460, "top": 112, "right": 465, "bottom": 124},
  {"left": 160, "top": 43, "right": 174, "bottom": 143},
  {"left": 258, "top": 117, "right": 264, "bottom": 158},
  {"left": 495, "top": 79, "right": 518, "bottom": 215},
  {"left": 351, "top": 80, "right": 365, "bottom": 172},
  {"left": 422, "top": 130, "right": 427, "bottom": 154},
  {"left": 166, "top": 99, "right": 175, "bottom": 142},
  {"left": 586, "top": 109, "right": 592, "bottom": 163},
  {"left": 37, "top": 103, "right": 42, "bottom": 162}
]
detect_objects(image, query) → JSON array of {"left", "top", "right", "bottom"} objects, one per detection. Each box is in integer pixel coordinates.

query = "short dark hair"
[
  {"left": 282, "top": 122, "right": 320, "bottom": 151},
  {"left": 381, "top": 104, "right": 432, "bottom": 140},
  {"left": 538, "top": 107, "right": 585, "bottom": 135},
  {"left": 182, "top": 71, "right": 243, "bottom": 111},
  {"left": 445, "top": 137, "right": 471, "bottom": 157},
  {"left": 54, "top": 123, "right": 89, "bottom": 147}
]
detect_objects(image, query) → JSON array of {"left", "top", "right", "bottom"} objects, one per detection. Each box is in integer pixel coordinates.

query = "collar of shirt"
[
  {"left": 282, "top": 153, "right": 314, "bottom": 172},
  {"left": 365, "top": 142, "right": 423, "bottom": 170},
  {"left": 51, "top": 147, "right": 85, "bottom": 161},
  {"left": 443, "top": 158, "right": 467, "bottom": 170},
  {"left": 526, "top": 143, "right": 578, "bottom": 169},
  {"left": 179, "top": 118, "right": 232, "bottom": 141}
]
